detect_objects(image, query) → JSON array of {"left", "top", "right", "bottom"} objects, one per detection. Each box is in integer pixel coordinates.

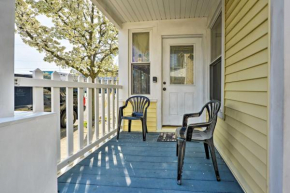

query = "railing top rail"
[{"left": 14, "top": 77, "right": 122, "bottom": 89}]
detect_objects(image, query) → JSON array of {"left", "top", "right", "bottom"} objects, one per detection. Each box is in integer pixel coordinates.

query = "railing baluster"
[
  {"left": 78, "top": 76, "right": 84, "bottom": 150},
  {"left": 101, "top": 79, "right": 106, "bottom": 135},
  {"left": 66, "top": 74, "right": 74, "bottom": 157},
  {"left": 112, "top": 79, "right": 115, "bottom": 130},
  {"left": 107, "top": 80, "right": 111, "bottom": 132},
  {"left": 116, "top": 80, "right": 119, "bottom": 129},
  {"left": 94, "top": 78, "right": 99, "bottom": 140},
  {"left": 32, "top": 68, "right": 44, "bottom": 112},
  {"left": 52, "top": 72, "right": 61, "bottom": 162},
  {"left": 87, "top": 77, "right": 93, "bottom": 145}
]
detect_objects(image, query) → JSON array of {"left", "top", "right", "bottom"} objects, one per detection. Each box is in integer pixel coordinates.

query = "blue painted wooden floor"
[{"left": 58, "top": 132, "right": 243, "bottom": 193}]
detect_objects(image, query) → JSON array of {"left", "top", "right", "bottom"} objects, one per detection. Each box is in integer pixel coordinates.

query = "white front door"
[{"left": 162, "top": 37, "right": 204, "bottom": 126}]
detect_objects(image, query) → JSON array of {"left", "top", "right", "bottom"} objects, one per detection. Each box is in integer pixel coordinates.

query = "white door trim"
[{"left": 161, "top": 36, "right": 204, "bottom": 126}]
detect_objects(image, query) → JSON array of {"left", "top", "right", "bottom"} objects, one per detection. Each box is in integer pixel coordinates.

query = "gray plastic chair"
[
  {"left": 175, "top": 100, "right": 221, "bottom": 185},
  {"left": 117, "top": 96, "right": 150, "bottom": 141}
]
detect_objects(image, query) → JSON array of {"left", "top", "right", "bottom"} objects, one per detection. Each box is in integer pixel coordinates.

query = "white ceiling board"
[
  {"left": 169, "top": 0, "right": 176, "bottom": 19},
  {"left": 163, "top": 0, "right": 171, "bottom": 19},
  {"left": 189, "top": 0, "right": 199, "bottom": 18},
  {"left": 146, "top": 0, "right": 157, "bottom": 20},
  {"left": 195, "top": 0, "right": 204, "bottom": 18},
  {"left": 180, "top": 0, "right": 187, "bottom": 19},
  {"left": 93, "top": 0, "right": 218, "bottom": 27},
  {"left": 185, "top": 0, "right": 193, "bottom": 18},
  {"left": 157, "top": 0, "right": 167, "bottom": 20},
  {"left": 109, "top": 0, "right": 130, "bottom": 22},
  {"left": 151, "top": 0, "right": 162, "bottom": 20},
  {"left": 127, "top": 0, "right": 143, "bottom": 21},
  {"left": 140, "top": 0, "right": 153, "bottom": 21},
  {"left": 121, "top": 0, "right": 138, "bottom": 22}
]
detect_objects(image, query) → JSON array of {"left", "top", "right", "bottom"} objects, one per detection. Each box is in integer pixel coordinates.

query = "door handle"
[
  {"left": 163, "top": 88, "right": 166, "bottom": 91},
  {"left": 163, "top": 81, "right": 166, "bottom": 85}
]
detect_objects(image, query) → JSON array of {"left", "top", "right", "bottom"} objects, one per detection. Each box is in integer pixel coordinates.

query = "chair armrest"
[
  {"left": 187, "top": 121, "right": 211, "bottom": 128},
  {"left": 119, "top": 105, "right": 127, "bottom": 117},
  {"left": 177, "top": 121, "right": 212, "bottom": 141},
  {"left": 182, "top": 112, "right": 201, "bottom": 127}
]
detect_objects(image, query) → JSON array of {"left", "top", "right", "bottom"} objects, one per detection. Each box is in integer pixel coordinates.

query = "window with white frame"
[
  {"left": 131, "top": 32, "right": 150, "bottom": 95},
  {"left": 210, "top": 14, "right": 222, "bottom": 101}
]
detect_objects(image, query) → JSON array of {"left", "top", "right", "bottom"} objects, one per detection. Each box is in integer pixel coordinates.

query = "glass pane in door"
[{"left": 170, "top": 45, "right": 194, "bottom": 84}]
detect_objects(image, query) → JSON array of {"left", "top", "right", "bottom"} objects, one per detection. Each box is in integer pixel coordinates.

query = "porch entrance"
[{"left": 162, "top": 37, "right": 203, "bottom": 126}]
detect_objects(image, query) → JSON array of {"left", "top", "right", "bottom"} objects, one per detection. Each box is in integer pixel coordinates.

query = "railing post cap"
[
  {"left": 94, "top": 77, "right": 99, "bottom": 84},
  {"left": 33, "top": 68, "right": 43, "bottom": 79},
  {"left": 66, "top": 74, "right": 73, "bottom": 82},
  {"left": 87, "top": 77, "right": 92, "bottom": 83},
  {"left": 52, "top": 71, "right": 61, "bottom": 80},
  {"left": 78, "top": 75, "right": 84, "bottom": 82}
]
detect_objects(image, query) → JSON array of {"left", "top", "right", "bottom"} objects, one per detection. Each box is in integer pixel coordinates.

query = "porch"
[
  {"left": 1, "top": 0, "right": 290, "bottom": 192},
  {"left": 58, "top": 132, "right": 243, "bottom": 193}
]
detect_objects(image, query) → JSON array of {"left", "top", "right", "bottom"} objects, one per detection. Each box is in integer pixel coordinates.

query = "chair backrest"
[
  {"left": 204, "top": 100, "right": 221, "bottom": 138},
  {"left": 126, "top": 96, "right": 150, "bottom": 113}
]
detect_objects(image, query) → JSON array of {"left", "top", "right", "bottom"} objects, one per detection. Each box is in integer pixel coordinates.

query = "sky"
[{"left": 14, "top": 15, "right": 118, "bottom": 75}]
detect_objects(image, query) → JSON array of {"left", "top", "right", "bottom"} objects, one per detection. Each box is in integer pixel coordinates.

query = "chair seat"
[
  {"left": 121, "top": 116, "right": 143, "bottom": 120},
  {"left": 176, "top": 127, "right": 209, "bottom": 141}
]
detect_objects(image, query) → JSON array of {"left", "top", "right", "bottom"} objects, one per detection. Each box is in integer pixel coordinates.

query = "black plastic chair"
[
  {"left": 117, "top": 96, "right": 150, "bottom": 141},
  {"left": 176, "top": 100, "right": 221, "bottom": 185}
]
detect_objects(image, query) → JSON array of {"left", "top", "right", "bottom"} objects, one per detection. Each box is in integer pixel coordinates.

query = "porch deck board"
[{"left": 58, "top": 132, "right": 243, "bottom": 193}]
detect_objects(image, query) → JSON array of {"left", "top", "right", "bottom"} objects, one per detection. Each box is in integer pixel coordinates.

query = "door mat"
[{"left": 157, "top": 132, "right": 176, "bottom": 142}]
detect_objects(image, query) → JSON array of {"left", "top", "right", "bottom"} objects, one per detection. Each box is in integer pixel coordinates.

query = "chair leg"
[
  {"left": 204, "top": 143, "right": 210, "bottom": 159},
  {"left": 116, "top": 118, "right": 122, "bottom": 140},
  {"left": 177, "top": 138, "right": 186, "bottom": 185},
  {"left": 141, "top": 119, "right": 146, "bottom": 141},
  {"left": 146, "top": 122, "right": 148, "bottom": 133},
  {"left": 208, "top": 139, "right": 220, "bottom": 181},
  {"left": 128, "top": 120, "right": 132, "bottom": 132},
  {"left": 176, "top": 142, "right": 179, "bottom": 157}
]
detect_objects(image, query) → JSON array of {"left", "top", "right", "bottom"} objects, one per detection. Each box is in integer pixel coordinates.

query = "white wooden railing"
[{"left": 14, "top": 69, "right": 122, "bottom": 172}]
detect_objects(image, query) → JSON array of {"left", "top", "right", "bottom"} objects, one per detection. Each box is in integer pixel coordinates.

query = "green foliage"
[{"left": 15, "top": 0, "right": 118, "bottom": 80}]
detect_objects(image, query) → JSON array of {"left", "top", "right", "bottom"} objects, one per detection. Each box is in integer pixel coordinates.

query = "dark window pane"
[
  {"left": 132, "top": 64, "right": 150, "bottom": 94},
  {"left": 210, "top": 57, "right": 221, "bottom": 101}
]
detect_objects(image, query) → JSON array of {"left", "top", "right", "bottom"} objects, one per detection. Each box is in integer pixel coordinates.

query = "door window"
[{"left": 170, "top": 45, "right": 194, "bottom": 84}]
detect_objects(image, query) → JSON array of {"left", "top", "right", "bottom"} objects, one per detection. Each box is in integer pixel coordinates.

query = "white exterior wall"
[
  {"left": 0, "top": 112, "right": 58, "bottom": 193},
  {"left": 0, "top": 0, "right": 15, "bottom": 118},
  {"left": 118, "top": 18, "right": 208, "bottom": 130}
]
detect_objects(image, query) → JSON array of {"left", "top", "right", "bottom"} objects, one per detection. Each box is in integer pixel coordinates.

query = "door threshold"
[
  {"left": 162, "top": 125, "right": 182, "bottom": 127},
  {"left": 161, "top": 125, "right": 181, "bottom": 132}
]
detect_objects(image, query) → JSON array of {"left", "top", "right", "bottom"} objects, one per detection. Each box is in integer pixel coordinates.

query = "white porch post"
[
  {"left": 0, "top": 0, "right": 15, "bottom": 118},
  {"left": 270, "top": 0, "right": 290, "bottom": 192},
  {"left": 283, "top": 0, "right": 290, "bottom": 191}
]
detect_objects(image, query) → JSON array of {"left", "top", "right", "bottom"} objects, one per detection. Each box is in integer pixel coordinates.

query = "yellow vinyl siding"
[
  {"left": 215, "top": 1, "right": 269, "bottom": 193},
  {"left": 122, "top": 102, "right": 157, "bottom": 132}
]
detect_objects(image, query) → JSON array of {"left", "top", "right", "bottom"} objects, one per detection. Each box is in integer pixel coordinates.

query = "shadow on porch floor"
[{"left": 58, "top": 132, "right": 243, "bottom": 193}]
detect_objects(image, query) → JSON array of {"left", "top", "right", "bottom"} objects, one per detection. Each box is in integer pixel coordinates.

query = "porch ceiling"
[{"left": 92, "top": 0, "right": 218, "bottom": 28}]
